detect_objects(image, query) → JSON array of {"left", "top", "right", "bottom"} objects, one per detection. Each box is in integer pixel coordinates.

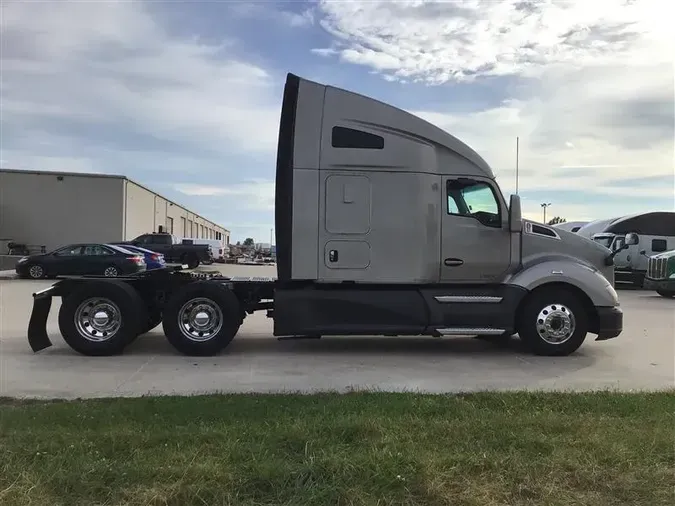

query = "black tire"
[
  {"left": 162, "top": 281, "right": 241, "bottom": 356},
  {"left": 517, "top": 287, "right": 589, "bottom": 356},
  {"left": 656, "top": 289, "right": 675, "bottom": 298},
  {"left": 58, "top": 280, "right": 145, "bottom": 356},
  {"left": 28, "top": 264, "right": 46, "bottom": 279},
  {"left": 186, "top": 255, "right": 200, "bottom": 269}
]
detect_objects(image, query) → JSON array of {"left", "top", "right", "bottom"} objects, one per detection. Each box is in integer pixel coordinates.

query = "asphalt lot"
[{"left": 1, "top": 268, "right": 673, "bottom": 399}]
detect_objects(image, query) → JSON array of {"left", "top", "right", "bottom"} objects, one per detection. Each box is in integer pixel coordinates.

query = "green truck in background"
[{"left": 644, "top": 250, "right": 675, "bottom": 298}]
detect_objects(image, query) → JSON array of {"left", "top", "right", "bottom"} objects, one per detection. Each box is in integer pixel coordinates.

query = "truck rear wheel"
[
  {"left": 181, "top": 254, "right": 200, "bottom": 269},
  {"left": 58, "top": 281, "right": 144, "bottom": 356},
  {"left": 517, "top": 288, "right": 589, "bottom": 356},
  {"left": 162, "top": 281, "right": 241, "bottom": 356},
  {"left": 656, "top": 289, "right": 675, "bottom": 298}
]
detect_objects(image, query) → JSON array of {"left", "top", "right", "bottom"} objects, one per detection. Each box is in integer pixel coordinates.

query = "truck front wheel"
[
  {"left": 58, "top": 280, "right": 144, "bottom": 356},
  {"left": 517, "top": 288, "right": 589, "bottom": 356},
  {"left": 162, "top": 281, "right": 241, "bottom": 356},
  {"left": 656, "top": 289, "right": 675, "bottom": 298}
]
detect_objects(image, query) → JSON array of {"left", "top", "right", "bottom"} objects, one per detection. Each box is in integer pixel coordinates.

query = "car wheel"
[
  {"left": 104, "top": 265, "right": 119, "bottom": 277},
  {"left": 58, "top": 280, "right": 144, "bottom": 356},
  {"left": 28, "top": 264, "right": 46, "bottom": 279},
  {"left": 162, "top": 281, "right": 241, "bottom": 356},
  {"left": 517, "top": 287, "right": 589, "bottom": 356},
  {"left": 656, "top": 289, "right": 675, "bottom": 298}
]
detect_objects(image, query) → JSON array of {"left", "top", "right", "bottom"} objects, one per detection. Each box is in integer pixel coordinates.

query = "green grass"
[{"left": 1, "top": 392, "right": 673, "bottom": 506}]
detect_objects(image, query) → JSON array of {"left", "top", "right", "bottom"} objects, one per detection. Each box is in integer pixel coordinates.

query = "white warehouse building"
[{"left": 0, "top": 169, "right": 230, "bottom": 253}]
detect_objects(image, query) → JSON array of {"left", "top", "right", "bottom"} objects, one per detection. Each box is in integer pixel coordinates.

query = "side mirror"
[
  {"left": 509, "top": 194, "right": 522, "bottom": 232},
  {"left": 625, "top": 232, "right": 639, "bottom": 246},
  {"left": 639, "top": 249, "right": 647, "bottom": 256}
]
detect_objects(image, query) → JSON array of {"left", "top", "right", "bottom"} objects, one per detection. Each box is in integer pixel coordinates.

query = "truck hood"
[
  {"left": 521, "top": 220, "right": 615, "bottom": 281},
  {"left": 651, "top": 249, "right": 675, "bottom": 260}
]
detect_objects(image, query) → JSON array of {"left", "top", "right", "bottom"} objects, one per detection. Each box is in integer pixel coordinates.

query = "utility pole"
[
  {"left": 515, "top": 136, "right": 519, "bottom": 195},
  {"left": 541, "top": 202, "right": 552, "bottom": 223}
]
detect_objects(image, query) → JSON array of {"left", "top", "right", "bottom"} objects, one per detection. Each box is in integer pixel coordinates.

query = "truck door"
[
  {"left": 611, "top": 236, "right": 630, "bottom": 269},
  {"left": 441, "top": 176, "right": 511, "bottom": 282}
]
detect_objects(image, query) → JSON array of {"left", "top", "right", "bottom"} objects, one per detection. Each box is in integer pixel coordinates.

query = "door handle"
[{"left": 444, "top": 258, "right": 464, "bottom": 267}]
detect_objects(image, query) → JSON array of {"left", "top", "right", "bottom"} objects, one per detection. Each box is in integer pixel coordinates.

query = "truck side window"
[
  {"left": 652, "top": 239, "right": 667, "bottom": 252},
  {"left": 447, "top": 179, "right": 501, "bottom": 228}
]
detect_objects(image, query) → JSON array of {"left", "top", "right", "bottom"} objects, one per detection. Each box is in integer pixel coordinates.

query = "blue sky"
[{"left": 2, "top": 0, "right": 673, "bottom": 242}]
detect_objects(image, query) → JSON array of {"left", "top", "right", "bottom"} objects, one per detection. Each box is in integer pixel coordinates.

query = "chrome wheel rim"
[
  {"left": 29, "top": 265, "right": 43, "bottom": 278},
  {"left": 104, "top": 267, "right": 118, "bottom": 277},
  {"left": 177, "top": 297, "right": 223, "bottom": 342},
  {"left": 536, "top": 303, "right": 576, "bottom": 345},
  {"left": 74, "top": 298, "right": 122, "bottom": 342}
]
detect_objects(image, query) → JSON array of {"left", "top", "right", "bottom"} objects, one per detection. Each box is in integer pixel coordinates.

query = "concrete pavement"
[
  {"left": 0, "top": 269, "right": 16, "bottom": 280},
  {"left": 0, "top": 276, "right": 673, "bottom": 399}
]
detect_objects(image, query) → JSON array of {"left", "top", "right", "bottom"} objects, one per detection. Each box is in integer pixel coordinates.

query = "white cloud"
[
  {"left": 228, "top": 2, "right": 315, "bottom": 28},
  {"left": 0, "top": 153, "right": 100, "bottom": 175},
  {"left": 1, "top": 0, "right": 282, "bottom": 161},
  {"left": 174, "top": 180, "right": 275, "bottom": 211},
  {"left": 314, "top": 0, "right": 672, "bottom": 83},
  {"left": 311, "top": 0, "right": 673, "bottom": 220}
]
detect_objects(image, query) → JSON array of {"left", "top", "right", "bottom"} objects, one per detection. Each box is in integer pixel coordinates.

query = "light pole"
[{"left": 541, "top": 202, "right": 552, "bottom": 223}]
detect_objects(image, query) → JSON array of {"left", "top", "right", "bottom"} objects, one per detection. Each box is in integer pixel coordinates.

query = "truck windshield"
[{"left": 593, "top": 236, "right": 613, "bottom": 248}]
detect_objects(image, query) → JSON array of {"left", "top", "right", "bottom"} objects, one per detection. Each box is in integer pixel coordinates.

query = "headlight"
[{"left": 17, "top": 257, "right": 28, "bottom": 263}]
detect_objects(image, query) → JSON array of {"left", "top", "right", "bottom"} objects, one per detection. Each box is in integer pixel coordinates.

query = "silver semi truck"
[{"left": 27, "top": 73, "right": 631, "bottom": 357}]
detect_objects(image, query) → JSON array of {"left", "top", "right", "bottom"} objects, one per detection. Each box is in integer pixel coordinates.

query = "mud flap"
[{"left": 28, "top": 287, "right": 55, "bottom": 352}]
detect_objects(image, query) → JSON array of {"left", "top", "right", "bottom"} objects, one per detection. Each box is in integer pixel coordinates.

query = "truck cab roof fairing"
[{"left": 323, "top": 83, "right": 494, "bottom": 180}]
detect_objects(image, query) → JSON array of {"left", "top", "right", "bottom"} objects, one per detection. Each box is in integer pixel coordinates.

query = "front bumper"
[
  {"left": 643, "top": 277, "right": 675, "bottom": 292},
  {"left": 614, "top": 269, "right": 644, "bottom": 285},
  {"left": 595, "top": 306, "right": 623, "bottom": 341}
]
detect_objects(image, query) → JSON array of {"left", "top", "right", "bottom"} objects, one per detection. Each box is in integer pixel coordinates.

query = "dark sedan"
[{"left": 15, "top": 243, "right": 147, "bottom": 279}]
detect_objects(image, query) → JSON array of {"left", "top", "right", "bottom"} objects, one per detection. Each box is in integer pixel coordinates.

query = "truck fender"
[{"left": 507, "top": 259, "right": 619, "bottom": 307}]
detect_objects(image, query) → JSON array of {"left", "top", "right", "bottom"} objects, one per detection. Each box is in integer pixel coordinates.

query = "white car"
[{"left": 180, "top": 238, "right": 227, "bottom": 263}]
